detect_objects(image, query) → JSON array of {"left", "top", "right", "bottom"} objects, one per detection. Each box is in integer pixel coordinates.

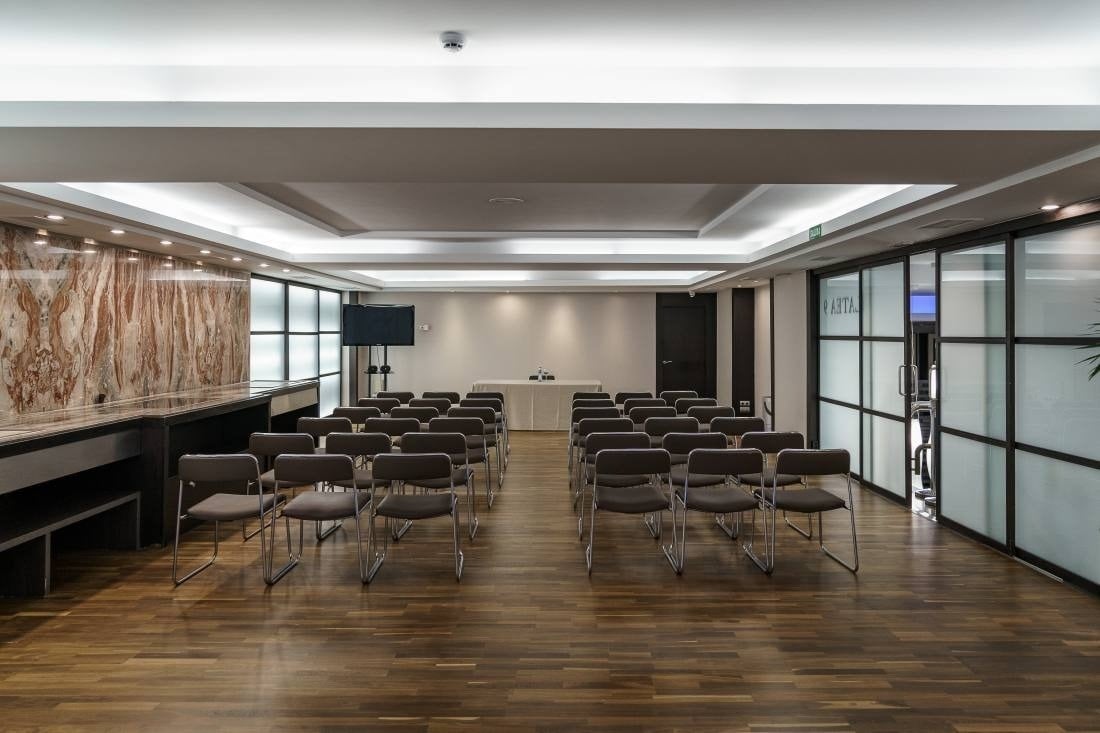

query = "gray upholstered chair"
[
  {"left": 686, "top": 405, "right": 736, "bottom": 431},
  {"left": 659, "top": 390, "right": 698, "bottom": 407},
  {"left": 674, "top": 397, "right": 717, "bottom": 415},
  {"left": 246, "top": 433, "right": 316, "bottom": 539},
  {"left": 427, "top": 417, "right": 490, "bottom": 533},
  {"left": 623, "top": 397, "right": 666, "bottom": 416},
  {"left": 389, "top": 406, "right": 439, "bottom": 428},
  {"left": 614, "top": 391, "right": 653, "bottom": 411},
  {"left": 358, "top": 397, "right": 401, "bottom": 415},
  {"left": 363, "top": 417, "right": 422, "bottom": 449},
  {"left": 423, "top": 391, "right": 461, "bottom": 404},
  {"left": 325, "top": 432, "right": 392, "bottom": 494},
  {"left": 572, "top": 417, "right": 635, "bottom": 509},
  {"left": 710, "top": 416, "right": 766, "bottom": 447},
  {"left": 410, "top": 397, "right": 452, "bottom": 413},
  {"left": 738, "top": 431, "right": 808, "bottom": 538},
  {"left": 643, "top": 416, "right": 699, "bottom": 449},
  {"left": 628, "top": 405, "right": 677, "bottom": 432},
  {"left": 569, "top": 406, "right": 622, "bottom": 475},
  {"left": 297, "top": 416, "right": 354, "bottom": 453},
  {"left": 377, "top": 391, "right": 415, "bottom": 404},
  {"left": 572, "top": 391, "right": 611, "bottom": 401},
  {"left": 331, "top": 406, "right": 383, "bottom": 430},
  {"left": 445, "top": 407, "right": 501, "bottom": 501},
  {"left": 466, "top": 392, "right": 510, "bottom": 463}
]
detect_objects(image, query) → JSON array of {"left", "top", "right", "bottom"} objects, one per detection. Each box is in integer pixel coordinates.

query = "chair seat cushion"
[
  {"left": 377, "top": 492, "right": 455, "bottom": 520},
  {"left": 737, "top": 469, "right": 802, "bottom": 487},
  {"left": 595, "top": 484, "right": 669, "bottom": 514},
  {"left": 448, "top": 449, "right": 487, "bottom": 465},
  {"left": 282, "top": 490, "right": 365, "bottom": 521},
  {"left": 189, "top": 492, "right": 282, "bottom": 522},
  {"left": 675, "top": 485, "right": 757, "bottom": 513},
  {"left": 757, "top": 487, "right": 847, "bottom": 513},
  {"left": 405, "top": 467, "right": 473, "bottom": 489},
  {"left": 331, "top": 468, "right": 387, "bottom": 490},
  {"left": 585, "top": 466, "right": 652, "bottom": 488},
  {"left": 669, "top": 466, "right": 726, "bottom": 488}
]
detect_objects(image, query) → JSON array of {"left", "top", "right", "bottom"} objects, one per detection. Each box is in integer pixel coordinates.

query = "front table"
[{"left": 471, "top": 379, "right": 603, "bottom": 431}]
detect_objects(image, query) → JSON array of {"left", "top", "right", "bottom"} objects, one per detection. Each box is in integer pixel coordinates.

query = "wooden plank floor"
[{"left": 1, "top": 431, "right": 1099, "bottom": 732}]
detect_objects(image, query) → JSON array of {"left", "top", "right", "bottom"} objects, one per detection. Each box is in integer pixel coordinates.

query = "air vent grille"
[{"left": 918, "top": 217, "right": 983, "bottom": 230}]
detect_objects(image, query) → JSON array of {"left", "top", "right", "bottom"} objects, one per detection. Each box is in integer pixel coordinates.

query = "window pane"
[
  {"left": 319, "top": 290, "right": 342, "bottom": 332},
  {"left": 249, "top": 334, "right": 285, "bottom": 381},
  {"left": 940, "top": 433, "right": 1005, "bottom": 543},
  {"left": 319, "top": 333, "right": 341, "bottom": 375},
  {"left": 250, "top": 278, "right": 284, "bottom": 332},
  {"left": 862, "top": 340, "right": 905, "bottom": 416},
  {"left": 819, "top": 340, "right": 859, "bottom": 405},
  {"left": 1016, "top": 222, "right": 1100, "bottom": 337},
  {"left": 819, "top": 401, "right": 860, "bottom": 474},
  {"left": 862, "top": 262, "right": 904, "bottom": 337},
  {"left": 319, "top": 373, "right": 341, "bottom": 417},
  {"left": 288, "top": 284, "right": 318, "bottom": 333},
  {"left": 940, "top": 343, "right": 1006, "bottom": 440},
  {"left": 1016, "top": 344, "right": 1100, "bottom": 461},
  {"left": 819, "top": 273, "right": 860, "bottom": 336},
  {"left": 288, "top": 334, "right": 318, "bottom": 380},
  {"left": 940, "top": 242, "right": 1005, "bottom": 337},
  {"left": 1016, "top": 451, "right": 1100, "bottom": 586},
  {"left": 862, "top": 413, "right": 906, "bottom": 497}
]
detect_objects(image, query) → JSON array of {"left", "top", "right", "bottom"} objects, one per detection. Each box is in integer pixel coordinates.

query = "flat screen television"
[{"left": 341, "top": 304, "right": 415, "bottom": 346}]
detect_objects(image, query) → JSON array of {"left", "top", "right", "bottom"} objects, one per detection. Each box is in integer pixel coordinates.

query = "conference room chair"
[
  {"left": 410, "top": 397, "right": 452, "bottom": 413},
  {"left": 331, "top": 406, "right": 382, "bottom": 430},
  {"left": 427, "top": 417, "right": 491, "bottom": 531},
  {"left": 663, "top": 445, "right": 765, "bottom": 574},
  {"left": 614, "top": 391, "right": 653, "bottom": 409},
  {"left": 363, "top": 417, "right": 422, "bottom": 448},
  {"left": 643, "top": 416, "right": 700, "bottom": 450},
  {"left": 674, "top": 397, "right": 718, "bottom": 415},
  {"left": 573, "top": 391, "right": 611, "bottom": 401},
  {"left": 659, "top": 390, "right": 699, "bottom": 407},
  {"left": 466, "top": 392, "right": 510, "bottom": 463},
  {"left": 423, "top": 391, "right": 461, "bottom": 404},
  {"left": 750, "top": 448, "right": 859, "bottom": 575},
  {"left": 661, "top": 430, "right": 727, "bottom": 470},
  {"left": 568, "top": 406, "right": 621, "bottom": 475},
  {"left": 325, "top": 431, "right": 392, "bottom": 494},
  {"left": 709, "top": 416, "right": 766, "bottom": 447},
  {"left": 622, "top": 397, "right": 666, "bottom": 416},
  {"left": 447, "top": 406, "right": 502, "bottom": 495},
  {"left": 738, "top": 431, "right": 809, "bottom": 539},
  {"left": 628, "top": 405, "right": 676, "bottom": 432},
  {"left": 389, "top": 406, "right": 440, "bottom": 429},
  {"left": 358, "top": 397, "right": 401, "bottom": 415},
  {"left": 369, "top": 452, "right": 465, "bottom": 582},
  {"left": 377, "top": 391, "right": 415, "bottom": 404},
  {"left": 269, "top": 454, "right": 373, "bottom": 584},
  {"left": 402, "top": 430, "right": 477, "bottom": 539},
  {"left": 584, "top": 444, "right": 672, "bottom": 575},
  {"left": 297, "top": 416, "right": 354, "bottom": 453},
  {"left": 686, "top": 405, "right": 736, "bottom": 431},
  {"left": 172, "top": 453, "right": 290, "bottom": 586},
  {"left": 247, "top": 432, "right": 317, "bottom": 540},
  {"left": 572, "top": 398, "right": 616, "bottom": 409},
  {"left": 576, "top": 431, "right": 649, "bottom": 540},
  {"left": 571, "top": 416, "right": 634, "bottom": 508}
]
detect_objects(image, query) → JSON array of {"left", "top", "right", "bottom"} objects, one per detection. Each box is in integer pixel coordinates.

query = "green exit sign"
[{"left": 808, "top": 224, "right": 823, "bottom": 240}]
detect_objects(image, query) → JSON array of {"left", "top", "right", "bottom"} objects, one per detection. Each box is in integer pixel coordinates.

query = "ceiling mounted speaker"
[{"left": 440, "top": 31, "right": 466, "bottom": 52}]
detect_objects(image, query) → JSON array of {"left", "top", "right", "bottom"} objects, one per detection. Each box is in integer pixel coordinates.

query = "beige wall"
[
  {"left": 754, "top": 283, "right": 772, "bottom": 426},
  {"left": 716, "top": 288, "right": 733, "bottom": 405},
  {"left": 771, "top": 272, "right": 808, "bottom": 435},
  {"left": 356, "top": 291, "right": 656, "bottom": 398}
]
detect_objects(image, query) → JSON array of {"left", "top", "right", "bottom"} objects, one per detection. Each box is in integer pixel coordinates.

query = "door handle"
[{"left": 661, "top": 360, "right": 673, "bottom": 365}]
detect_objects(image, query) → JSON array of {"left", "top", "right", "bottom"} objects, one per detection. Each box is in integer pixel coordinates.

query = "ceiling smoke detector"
[{"left": 440, "top": 31, "right": 466, "bottom": 53}]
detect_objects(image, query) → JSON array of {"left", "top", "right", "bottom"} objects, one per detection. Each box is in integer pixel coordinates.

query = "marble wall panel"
[{"left": 0, "top": 222, "right": 248, "bottom": 415}]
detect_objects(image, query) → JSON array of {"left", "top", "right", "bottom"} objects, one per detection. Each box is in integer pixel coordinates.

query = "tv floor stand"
[{"left": 364, "top": 345, "right": 391, "bottom": 397}]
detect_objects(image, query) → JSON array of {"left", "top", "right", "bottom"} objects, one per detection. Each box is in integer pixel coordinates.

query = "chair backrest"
[
  {"left": 399, "top": 431, "right": 467, "bottom": 457},
  {"left": 297, "top": 416, "right": 354, "bottom": 445},
  {"left": 428, "top": 416, "right": 484, "bottom": 438},
  {"left": 572, "top": 406, "right": 621, "bottom": 424},
  {"left": 377, "top": 391, "right": 415, "bottom": 404},
  {"left": 709, "top": 416, "right": 766, "bottom": 440},
  {"left": 325, "top": 431, "right": 392, "bottom": 459},
  {"left": 461, "top": 398, "right": 503, "bottom": 416},
  {"left": 584, "top": 431, "right": 650, "bottom": 454},
  {"left": 686, "top": 405, "right": 736, "bottom": 424},
  {"left": 614, "top": 391, "right": 653, "bottom": 405},
  {"left": 274, "top": 453, "right": 354, "bottom": 485},
  {"left": 363, "top": 417, "right": 423, "bottom": 438},
  {"left": 372, "top": 452, "right": 453, "bottom": 482},
  {"left": 389, "top": 406, "right": 440, "bottom": 424},
  {"left": 660, "top": 390, "right": 699, "bottom": 406},
  {"left": 447, "top": 405, "right": 496, "bottom": 427},
  {"left": 628, "top": 406, "right": 677, "bottom": 424},
  {"left": 573, "top": 391, "right": 610, "bottom": 401},
  {"left": 410, "top": 397, "right": 452, "bottom": 413},
  {"left": 179, "top": 454, "right": 260, "bottom": 484},
  {"left": 740, "top": 431, "right": 805, "bottom": 456},
  {"left": 674, "top": 397, "right": 718, "bottom": 415},
  {"left": 357, "top": 397, "right": 401, "bottom": 414},
  {"left": 594, "top": 447, "right": 671, "bottom": 476},
  {"left": 248, "top": 432, "right": 316, "bottom": 459},
  {"left": 468, "top": 391, "right": 505, "bottom": 402},
  {"left": 623, "top": 397, "right": 667, "bottom": 414},
  {"left": 576, "top": 417, "right": 634, "bottom": 439},
  {"left": 331, "top": 406, "right": 383, "bottom": 427},
  {"left": 775, "top": 448, "right": 850, "bottom": 477},
  {"left": 661, "top": 431, "right": 727, "bottom": 455},
  {"left": 644, "top": 416, "right": 699, "bottom": 437},
  {"left": 572, "top": 398, "right": 616, "bottom": 409},
  {"left": 423, "top": 391, "right": 461, "bottom": 403},
  {"left": 686, "top": 447, "right": 764, "bottom": 478}
]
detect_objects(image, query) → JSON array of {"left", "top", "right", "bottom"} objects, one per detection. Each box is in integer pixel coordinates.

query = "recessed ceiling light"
[
  {"left": 83, "top": 237, "right": 96, "bottom": 245},
  {"left": 196, "top": 261, "right": 204, "bottom": 266},
  {"left": 1040, "top": 204, "right": 1060, "bottom": 211},
  {"left": 199, "top": 249, "right": 211, "bottom": 254},
  {"left": 282, "top": 268, "right": 291, "bottom": 273},
  {"left": 36, "top": 228, "right": 48, "bottom": 236},
  {"left": 163, "top": 262, "right": 173, "bottom": 268},
  {"left": 231, "top": 256, "right": 242, "bottom": 262},
  {"left": 488, "top": 196, "right": 525, "bottom": 205},
  {"left": 46, "top": 214, "right": 64, "bottom": 221},
  {"left": 110, "top": 228, "right": 125, "bottom": 235},
  {"left": 33, "top": 239, "right": 47, "bottom": 245},
  {"left": 160, "top": 240, "right": 172, "bottom": 246},
  {"left": 166, "top": 255, "right": 173, "bottom": 260},
  {"left": 82, "top": 249, "right": 96, "bottom": 254},
  {"left": 193, "top": 267, "right": 203, "bottom": 272},
  {"left": 259, "top": 262, "right": 269, "bottom": 268},
  {"left": 127, "top": 256, "right": 138, "bottom": 262}
]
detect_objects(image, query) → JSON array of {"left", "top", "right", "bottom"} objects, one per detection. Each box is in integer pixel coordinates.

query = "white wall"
[
  {"left": 754, "top": 283, "right": 772, "bottom": 425},
  {"left": 356, "top": 291, "right": 656, "bottom": 398},
  {"left": 716, "top": 288, "right": 733, "bottom": 405},
  {"left": 771, "top": 272, "right": 808, "bottom": 436}
]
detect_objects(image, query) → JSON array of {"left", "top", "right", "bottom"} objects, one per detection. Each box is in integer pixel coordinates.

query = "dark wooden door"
[{"left": 655, "top": 293, "right": 717, "bottom": 398}]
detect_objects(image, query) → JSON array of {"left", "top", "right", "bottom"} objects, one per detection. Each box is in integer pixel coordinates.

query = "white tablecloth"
[{"left": 471, "top": 379, "right": 603, "bottom": 431}]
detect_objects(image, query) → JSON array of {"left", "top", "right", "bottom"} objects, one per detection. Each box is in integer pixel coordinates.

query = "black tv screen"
[{"left": 342, "top": 304, "right": 415, "bottom": 346}]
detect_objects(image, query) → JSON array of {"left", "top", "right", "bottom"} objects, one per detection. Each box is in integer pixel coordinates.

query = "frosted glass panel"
[
  {"left": 1016, "top": 223, "right": 1100, "bottom": 337},
  {"left": 319, "top": 333, "right": 341, "bottom": 375},
  {"left": 319, "top": 374, "right": 341, "bottom": 417},
  {"left": 941, "top": 243, "right": 1005, "bottom": 337},
  {"left": 1016, "top": 452, "right": 1100, "bottom": 585},
  {"left": 941, "top": 433, "right": 1005, "bottom": 543},
  {"left": 250, "top": 278, "right": 284, "bottom": 332},
  {"left": 862, "top": 413, "right": 906, "bottom": 497},
  {"left": 319, "top": 290, "right": 341, "bottom": 332},
  {"left": 819, "top": 273, "right": 860, "bottom": 336},
  {"left": 819, "top": 401, "right": 860, "bottom": 474},
  {"left": 288, "top": 334, "right": 318, "bottom": 380},
  {"left": 250, "top": 334, "right": 285, "bottom": 380},
  {"left": 862, "top": 262, "right": 904, "bottom": 337},
  {"left": 819, "top": 340, "right": 859, "bottom": 405},
  {"left": 1016, "top": 344, "right": 1100, "bottom": 461},
  {"left": 862, "top": 340, "right": 905, "bottom": 416},
  {"left": 288, "top": 284, "right": 318, "bottom": 333},
  {"left": 940, "top": 343, "right": 1006, "bottom": 440}
]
